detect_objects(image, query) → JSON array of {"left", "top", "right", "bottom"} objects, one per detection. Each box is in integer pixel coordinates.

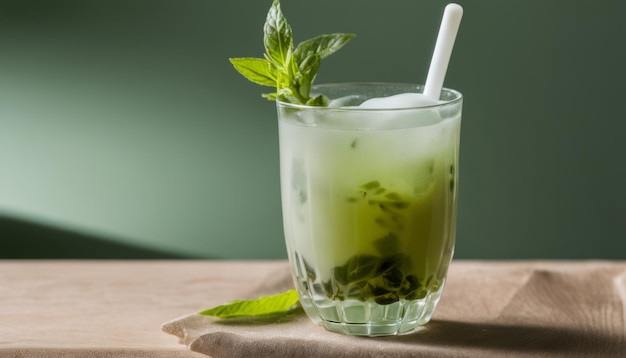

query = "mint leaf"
[
  {"left": 263, "top": 0, "right": 293, "bottom": 70},
  {"left": 294, "top": 33, "right": 356, "bottom": 64},
  {"left": 230, "top": 58, "right": 277, "bottom": 87},
  {"left": 199, "top": 289, "right": 300, "bottom": 319},
  {"left": 295, "top": 52, "right": 321, "bottom": 100},
  {"left": 292, "top": 34, "right": 356, "bottom": 100},
  {"left": 345, "top": 255, "right": 380, "bottom": 282},
  {"left": 230, "top": 0, "right": 355, "bottom": 105}
]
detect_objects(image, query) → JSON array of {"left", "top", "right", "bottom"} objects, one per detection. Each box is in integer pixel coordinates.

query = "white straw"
[{"left": 423, "top": 3, "right": 463, "bottom": 100}]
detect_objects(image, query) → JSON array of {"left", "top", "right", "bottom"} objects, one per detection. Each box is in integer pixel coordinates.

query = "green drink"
[
  {"left": 278, "top": 83, "right": 462, "bottom": 336},
  {"left": 224, "top": 0, "right": 463, "bottom": 337}
]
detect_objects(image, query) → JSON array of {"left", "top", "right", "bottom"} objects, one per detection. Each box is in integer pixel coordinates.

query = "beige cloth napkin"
[{"left": 162, "top": 261, "right": 626, "bottom": 357}]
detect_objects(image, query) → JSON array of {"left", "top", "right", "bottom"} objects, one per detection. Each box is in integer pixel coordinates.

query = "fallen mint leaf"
[{"left": 199, "top": 289, "right": 300, "bottom": 319}]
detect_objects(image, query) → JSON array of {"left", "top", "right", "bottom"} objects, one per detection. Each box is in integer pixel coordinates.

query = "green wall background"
[{"left": 1, "top": 0, "right": 624, "bottom": 259}]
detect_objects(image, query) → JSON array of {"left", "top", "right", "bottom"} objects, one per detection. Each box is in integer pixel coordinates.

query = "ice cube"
[
  {"left": 358, "top": 93, "right": 441, "bottom": 109},
  {"left": 320, "top": 93, "right": 443, "bottom": 130},
  {"left": 328, "top": 94, "right": 363, "bottom": 108}
]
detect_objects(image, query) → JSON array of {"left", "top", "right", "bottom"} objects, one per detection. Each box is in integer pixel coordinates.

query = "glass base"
[{"left": 299, "top": 283, "right": 444, "bottom": 336}]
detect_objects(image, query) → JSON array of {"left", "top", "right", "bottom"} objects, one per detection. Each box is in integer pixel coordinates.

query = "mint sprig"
[
  {"left": 199, "top": 289, "right": 300, "bottom": 319},
  {"left": 230, "top": 0, "right": 355, "bottom": 106}
]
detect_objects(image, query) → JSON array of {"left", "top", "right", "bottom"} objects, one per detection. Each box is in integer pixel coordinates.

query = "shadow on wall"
[{"left": 0, "top": 215, "right": 196, "bottom": 259}]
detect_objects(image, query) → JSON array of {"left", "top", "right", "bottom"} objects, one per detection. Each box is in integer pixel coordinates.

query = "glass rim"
[{"left": 276, "top": 82, "right": 463, "bottom": 111}]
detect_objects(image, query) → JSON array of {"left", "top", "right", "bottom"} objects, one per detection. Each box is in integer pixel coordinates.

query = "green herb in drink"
[
  {"left": 230, "top": 0, "right": 355, "bottom": 106},
  {"left": 320, "top": 252, "right": 440, "bottom": 305}
]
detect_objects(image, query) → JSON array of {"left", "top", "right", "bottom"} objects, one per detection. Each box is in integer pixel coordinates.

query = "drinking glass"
[{"left": 278, "top": 83, "right": 462, "bottom": 336}]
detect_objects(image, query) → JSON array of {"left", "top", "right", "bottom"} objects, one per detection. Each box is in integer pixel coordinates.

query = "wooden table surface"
[{"left": 1, "top": 260, "right": 625, "bottom": 357}]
